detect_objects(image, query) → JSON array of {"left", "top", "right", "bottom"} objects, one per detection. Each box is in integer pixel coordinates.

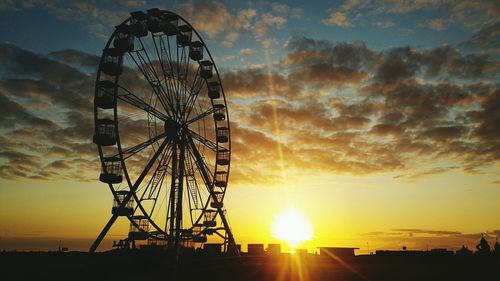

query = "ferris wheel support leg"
[
  {"left": 90, "top": 138, "right": 171, "bottom": 253},
  {"left": 89, "top": 215, "right": 118, "bottom": 253},
  {"left": 174, "top": 137, "right": 187, "bottom": 252},
  {"left": 186, "top": 134, "right": 239, "bottom": 256}
]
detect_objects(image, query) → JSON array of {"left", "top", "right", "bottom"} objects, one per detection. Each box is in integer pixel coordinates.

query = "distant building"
[
  {"left": 204, "top": 243, "right": 222, "bottom": 255},
  {"left": 267, "top": 244, "right": 281, "bottom": 255},
  {"left": 319, "top": 247, "right": 359, "bottom": 259},
  {"left": 376, "top": 249, "right": 453, "bottom": 258},
  {"left": 248, "top": 244, "right": 265, "bottom": 255},
  {"left": 429, "top": 248, "right": 454, "bottom": 257},
  {"left": 376, "top": 250, "right": 424, "bottom": 257}
]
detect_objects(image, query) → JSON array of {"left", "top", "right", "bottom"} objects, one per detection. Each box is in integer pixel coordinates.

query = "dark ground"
[{"left": 0, "top": 251, "right": 498, "bottom": 281}]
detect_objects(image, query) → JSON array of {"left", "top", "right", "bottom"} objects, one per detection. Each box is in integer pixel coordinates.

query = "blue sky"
[{"left": 1, "top": 1, "right": 494, "bottom": 61}]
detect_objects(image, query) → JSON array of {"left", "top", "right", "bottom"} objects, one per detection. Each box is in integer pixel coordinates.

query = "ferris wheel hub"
[{"left": 164, "top": 118, "right": 179, "bottom": 135}]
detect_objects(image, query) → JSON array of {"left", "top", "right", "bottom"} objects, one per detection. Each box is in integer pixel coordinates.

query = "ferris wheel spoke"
[
  {"left": 128, "top": 46, "right": 174, "bottom": 116},
  {"left": 175, "top": 46, "right": 189, "bottom": 115},
  {"left": 129, "top": 137, "right": 172, "bottom": 194},
  {"left": 134, "top": 147, "right": 170, "bottom": 231},
  {"left": 187, "top": 149, "right": 209, "bottom": 213},
  {"left": 165, "top": 36, "right": 181, "bottom": 108},
  {"left": 186, "top": 107, "right": 216, "bottom": 124},
  {"left": 186, "top": 133, "right": 213, "bottom": 187},
  {"left": 183, "top": 68, "right": 205, "bottom": 120},
  {"left": 113, "top": 131, "right": 167, "bottom": 160},
  {"left": 137, "top": 143, "right": 172, "bottom": 203},
  {"left": 184, "top": 148, "right": 202, "bottom": 211},
  {"left": 188, "top": 129, "right": 225, "bottom": 152},
  {"left": 91, "top": 137, "right": 171, "bottom": 252},
  {"left": 183, "top": 148, "right": 207, "bottom": 227},
  {"left": 153, "top": 35, "right": 178, "bottom": 113},
  {"left": 117, "top": 86, "right": 169, "bottom": 121},
  {"left": 128, "top": 55, "right": 172, "bottom": 115},
  {"left": 186, "top": 133, "right": 237, "bottom": 253}
]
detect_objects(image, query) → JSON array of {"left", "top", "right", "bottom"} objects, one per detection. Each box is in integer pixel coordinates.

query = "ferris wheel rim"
[{"left": 93, "top": 9, "right": 231, "bottom": 241}]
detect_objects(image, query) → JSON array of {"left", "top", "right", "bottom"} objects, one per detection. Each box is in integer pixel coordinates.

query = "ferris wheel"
[{"left": 90, "top": 8, "right": 237, "bottom": 254}]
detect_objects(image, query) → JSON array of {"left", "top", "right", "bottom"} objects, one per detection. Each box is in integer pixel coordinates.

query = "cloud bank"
[{"left": 0, "top": 24, "right": 499, "bottom": 185}]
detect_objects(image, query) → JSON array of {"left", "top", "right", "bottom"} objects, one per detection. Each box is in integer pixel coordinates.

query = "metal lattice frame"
[{"left": 90, "top": 8, "right": 237, "bottom": 254}]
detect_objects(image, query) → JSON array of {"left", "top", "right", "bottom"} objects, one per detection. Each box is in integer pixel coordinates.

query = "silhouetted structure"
[
  {"left": 494, "top": 237, "right": 500, "bottom": 256},
  {"left": 475, "top": 234, "right": 491, "bottom": 255},
  {"left": 456, "top": 245, "right": 473, "bottom": 257},
  {"left": 204, "top": 243, "right": 222, "bottom": 256},
  {"left": 89, "top": 8, "right": 238, "bottom": 257},
  {"left": 319, "top": 247, "right": 358, "bottom": 259},
  {"left": 2, "top": 241, "right": 500, "bottom": 281},
  {"left": 266, "top": 244, "right": 281, "bottom": 255},
  {"left": 247, "top": 244, "right": 265, "bottom": 256}
]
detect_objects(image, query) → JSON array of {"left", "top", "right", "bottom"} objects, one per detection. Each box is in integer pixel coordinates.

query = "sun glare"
[{"left": 271, "top": 207, "right": 313, "bottom": 248}]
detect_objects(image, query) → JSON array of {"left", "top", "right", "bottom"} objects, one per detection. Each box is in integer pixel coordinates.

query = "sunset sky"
[{"left": 0, "top": 0, "right": 499, "bottom": 253}]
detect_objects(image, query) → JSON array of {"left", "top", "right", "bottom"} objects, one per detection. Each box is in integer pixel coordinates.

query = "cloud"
[
  {"left": 219, "top": 35, "right": 499, "bottom": 184},
  {"left": 183, "top": 2, "right": 232, "bottom": 38},
  {"left": 1, "top": 28, "right": 499, "bottom": 186},
  {"left": 322, "top": 11, "right": 352, "bottom": 28},
  {"left": 394, "top": 229, "right": 462, "bottom": 236},
  {"left": 373, "top": 0, "right": 445, "bottom": 14},
  {"left": 328, "top": 0, "right": 498, "bottom": 31},
  {"left": 460, "top": 21, "right": 500, "bottom": 54},
  {"left": 239, "top": 48, "right": 255, "bottom": 56},
  {"left": 0, "top": 91, "right": 58, "bottom": 130},
  {"left": 253, "top": 13, "right": 287, "bottom": 37},
  {"left": 271, "top": 3, "right": 288, "bottom": 14},
  {"left": 426, "top": 18, "right": 446, "bottom": 30},
  {"left": 374, "top": 20, "right": 395, "bottom": 29},
  {"left": 0, "top": 44, "right": 100, "bottom": 181},
  {"left": 261, "top": 38, "right": 277, "bottom": 49},
  {"left": 290, "top": 8, "right": 303, "bottom": 19},
  {"left": 232, "top": 8, "right": 258, "bottom": 30},
  {"left": 222, "top": 67, "right": 301, "bottom": 98},
  {"left": 221, "top": 31, "right": 240, "bottom": 47},
  {"left": 49, "top": 49, "right": 100, "bottom": 69}
]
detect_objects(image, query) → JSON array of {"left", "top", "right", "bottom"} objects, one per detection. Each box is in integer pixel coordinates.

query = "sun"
[{"left": 271, "top": 207, "right": 313, "bottom": 248}]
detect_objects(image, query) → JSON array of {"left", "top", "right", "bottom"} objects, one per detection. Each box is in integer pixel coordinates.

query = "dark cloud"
[
  {"left": 0, "top": 44, "right": 98, "bottom": 181},
  {"left": 460, "top": 21, "right": 500, "bottom": 52},
  {"left": 221, "top": 68, "right": 301, "bottom": 98},
  {"left": 397, "top": 228, "right": 462, "bottom": 236},
  {"left": 0, "top": 43, "right": 88, "bottom": 84},
  {"left": 421, "top": 125, "right": 469, "bottom": 141},
  {"left": 49, "top": 49, "right": 100, "bottom": 70},
  {"left": 221, "top": 36, "right": 499, "bottom": 184},
  {"left": 0, "top": 35, "right": 499, "bottom": 185},
  {"left": 281, "top": 37, "right": 376, "bottom": 88},
  {"left": 283, "top": 37, "right": 377, "bottom": 71},
  {"left": 0, "top": 91, "right": 58, "bottom": 129},
  {"left": 374, "top": 47, "right": 419, "bottom": 84}
]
